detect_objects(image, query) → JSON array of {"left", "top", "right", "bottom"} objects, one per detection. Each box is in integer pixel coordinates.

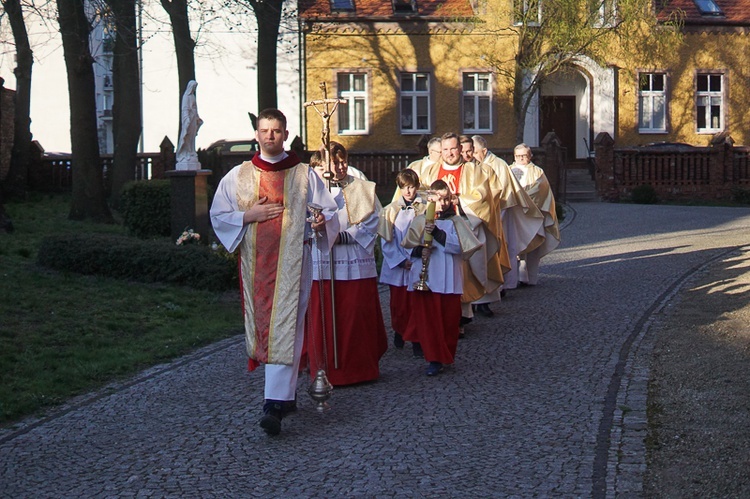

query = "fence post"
[
  {"left": 153, "top": 136, "right": 174, "bottom": 179},
  {"left": 594, "top": 132, "right": 615, "bottom": 201},
  {"left": 540, "top": 132, "right": 563, "bottom": 199},
  {"left": 710, "top": 132, "right": 733, "bottom": 199}
]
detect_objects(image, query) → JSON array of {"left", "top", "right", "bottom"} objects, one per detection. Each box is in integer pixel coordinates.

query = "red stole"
[{"left": 237, "top": 153, "right": 307, "bottom": 369}]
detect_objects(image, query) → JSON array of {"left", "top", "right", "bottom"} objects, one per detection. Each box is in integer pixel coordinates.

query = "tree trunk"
[
  {"left": 513, "top": 30, "right": 542, "bottom": 145},
  {"left": 0, "top": 190, "right": 13, "bottom": 233},
  {"left": 57, "top": 0, "right": 113, "bottom": 222},
  {"left": 160, "top": 0, "right": 196, "bottom": 141},
  {"left": 107, "top": 0, "right": 142, "bottom": 208},
  {"left": 1, "top": 0, "right": 33, "bottom": 199},
  {"left": 513, "top": 64, "right": 527, "bottom": 145},
  {"left": 250, "top": 0, "right": 283, "bottom": 112}
]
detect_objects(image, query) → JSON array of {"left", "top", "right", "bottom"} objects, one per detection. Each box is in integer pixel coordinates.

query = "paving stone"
[{"left": 1, "top": 203, "right": 749, "bottom": 497}]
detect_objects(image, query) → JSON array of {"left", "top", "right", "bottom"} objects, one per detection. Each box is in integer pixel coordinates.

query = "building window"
[
  {"left": 638, "top": 73, "right": 667, "bottom": 133},
  {"left": 462, "top": 72, "right": 492, "bottom": 133},
  {"left": 393, "top": 0, "right": 416, "bottom": 14},
  {"left": 514, "top": 0, "right": 541, "bottom": 26},
  {"left": 331, "top": 0, "right": 355, "bottom": 11},
  {"left": 400, "top": 73, "right": 431, "bottom": 133},
  {"left": 696, "top": 73, "right": 723, "bottom": 133},
  {"left": 693, "top": 0, "right": 722, "bottom": 16},
  {"left": 592, "top": 0, "right": 617, "bottom": 27},
  {"left": 338, "top": 73, "right": 368, "bottom": 134}
]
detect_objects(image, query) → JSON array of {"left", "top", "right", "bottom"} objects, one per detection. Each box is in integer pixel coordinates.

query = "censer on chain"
[
  {"left": 305, "top": 202, "right": 334, "bottom": 412},
  {"left": 303, "top": 82, "right": 346, "bottom": 411}
]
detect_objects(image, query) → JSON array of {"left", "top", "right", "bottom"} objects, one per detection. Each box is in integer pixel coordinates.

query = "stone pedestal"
[{"left": 166, "top": 169, "right": 212, "bottom": 243}]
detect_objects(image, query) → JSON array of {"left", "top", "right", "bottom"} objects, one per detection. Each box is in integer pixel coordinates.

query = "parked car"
[
  {"left": 637, "top": 141, "right": 696, "bottom": 151},
  {"left": 206, "top": 138, "right": 258, "bottom": 154}
]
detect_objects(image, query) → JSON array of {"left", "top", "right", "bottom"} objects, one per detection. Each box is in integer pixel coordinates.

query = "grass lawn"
[{"left": 0, "top": 194, "right": 243, "bottom": 427}]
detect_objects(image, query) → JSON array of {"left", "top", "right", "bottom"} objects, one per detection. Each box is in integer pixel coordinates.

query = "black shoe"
[
  {"left": 460, "top": 316, "right": 473, "bottom": 326},
  {"left": 426, "top": 362, "right": 443, "bottom": 376},
  {"left": 458, "top": 326, "right": 465, "bottom": 339},
  {"left": 260, "top": 400, "right": 283, "bottom": 435},
  {"left": 476, "top": 303, "right": 494, "bottom": 317},
  {"left": 518, "top": 281, "right": 530, "bottom": 288},
  {"left": 281, "top": 399, "right": 297, "bottom": 417},
  {"left": 500, "top": 289, "right": 506, "bottom": 298},
  {"left": 393, "top": 332, "right": 405, "bottom": 349},
  {"left": 412, "top": 342, "right": 424, "bottom": 358}
]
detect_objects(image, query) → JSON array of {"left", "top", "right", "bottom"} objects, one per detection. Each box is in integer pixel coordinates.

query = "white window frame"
[
  {"left": 462, "top": 72, "right": 493, "bottom": 134},
  {"left": 337, "top": 73, "right": 369, "bottom": 135},
  {"left": 514, "top": 0, "right": 542, "bottom": 26},
  {"left": 638, "top": 72, "right": 667, "bottom": 133},
  {"left": 400, "top": 72, "right": 431, "bottom": 134},
  {"left": 592, "top": 0, "right": 617, "bottom": 28},
  {"left": 695, "top": 72, "right": 724, "bottom": 134}
]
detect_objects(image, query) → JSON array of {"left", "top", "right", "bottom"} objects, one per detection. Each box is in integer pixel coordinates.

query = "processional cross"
[
  {"left": 303, "top": 83, "right": 346, "bottom": 410},
  {"left": 304, "top": 82, "right": 346, "bottom": 182}
]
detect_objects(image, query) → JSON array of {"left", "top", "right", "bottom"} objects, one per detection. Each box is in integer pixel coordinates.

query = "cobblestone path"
[{"left": 2, "top": 203, "right": 750, "bottom": 497}]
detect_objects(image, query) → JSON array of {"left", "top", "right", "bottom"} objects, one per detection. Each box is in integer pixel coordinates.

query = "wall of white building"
[{"left": 0, "top": 0, "right": 301, "bottom": 155}]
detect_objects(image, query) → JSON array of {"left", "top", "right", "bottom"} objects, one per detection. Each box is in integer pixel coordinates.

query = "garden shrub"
[
  {"left": 631, "top": 184, "right": 659, "bottom": 204},
  {"left": 731, "top": 187, "right": 750, "bottom": 205},
  {"left": 555, "top": 203, "right": 565, "bottom": 222},
  {"left": 120, "top": 180, "right": 171, "bottom": 238},
  {"left": 37, "top": 233, "right": 237, "bottom": 291}
]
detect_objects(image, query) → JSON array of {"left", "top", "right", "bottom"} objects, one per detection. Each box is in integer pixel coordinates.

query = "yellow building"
[{"left": 299, "top": 0, "right": 750, "bottom": 159}]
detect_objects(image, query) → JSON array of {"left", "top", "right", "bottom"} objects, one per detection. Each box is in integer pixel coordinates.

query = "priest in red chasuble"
[
  {"left": 210, "top": 109, "right": 339, "bottom": 436},
  {"left": 418, "top": 132, "right": 510, "bottom": 327}
]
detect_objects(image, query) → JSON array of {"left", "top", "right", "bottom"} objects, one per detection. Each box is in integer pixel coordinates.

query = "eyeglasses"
[
  {"left": 429, "top": 149, "right": 441, "bottom": 155},
  {"left": 514, "top": 154, "right": 530, "bottom": 158}
]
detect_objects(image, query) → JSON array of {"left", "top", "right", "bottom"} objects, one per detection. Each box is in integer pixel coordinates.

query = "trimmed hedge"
[
  {"left": 631, "top": 184, "right": 659, "bottom": 204},
  {"left": 37, "top": 233, "right": 237, "bottom": 291},
  {"left": 121, "top": 180, "right": 171, "bottom": 238}
]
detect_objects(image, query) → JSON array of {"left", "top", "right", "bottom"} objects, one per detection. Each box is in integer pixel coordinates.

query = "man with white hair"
[{"left": 509, "top": 143, "right": 561, "bottom": 286}]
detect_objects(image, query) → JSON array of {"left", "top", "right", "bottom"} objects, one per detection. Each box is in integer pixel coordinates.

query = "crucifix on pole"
[
  {"left": 303, "top": 82, "right": 346, "bottom": 183},
  {"left": 303, "top": 82, "right": 346, "bottom": 372}
]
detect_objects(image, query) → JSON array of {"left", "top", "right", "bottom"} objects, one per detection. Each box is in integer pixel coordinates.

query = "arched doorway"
[
  {"left": 522, "top": 56, "right": 616, "bottom": 161},
  {"left": 540, "top": 68, "right": 589, "bottom": 161}
]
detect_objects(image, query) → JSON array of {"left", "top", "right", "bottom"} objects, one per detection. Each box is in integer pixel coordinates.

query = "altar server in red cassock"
[
  {"left": 306, "top": 141, "right": 388, "bottom": 386},
  {"left": 378, "top": 169, "right": 427, "bottom": 357},
  {"left": 402, "top": 180, "right": 482, "bottom": 376},
  {"left": 210, "top": 109, "right": 338, "bottom": 436}
]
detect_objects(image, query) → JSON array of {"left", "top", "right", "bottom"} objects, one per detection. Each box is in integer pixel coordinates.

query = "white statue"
[{"left": 175, "top": 80, "right": 203, "bottom": 170}]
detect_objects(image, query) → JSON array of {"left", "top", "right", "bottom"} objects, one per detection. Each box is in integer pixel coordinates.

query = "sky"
[{"left": 0, "top": 1, "right": 301, "bottom": 154}]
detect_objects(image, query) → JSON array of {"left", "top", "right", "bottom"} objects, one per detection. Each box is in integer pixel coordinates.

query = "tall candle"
[{"left": 424, "top": 200, "right": 436, "bottom": 244}]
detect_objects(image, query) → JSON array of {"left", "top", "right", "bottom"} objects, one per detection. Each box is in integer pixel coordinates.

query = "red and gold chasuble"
[
  {"left": 437, "top": 164, "right": 463, "bottom": 195},
  {"left": 236, "top": 153, "right": 309, "bottom": 366}
]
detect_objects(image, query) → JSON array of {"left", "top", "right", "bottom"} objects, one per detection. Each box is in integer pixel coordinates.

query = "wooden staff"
[{"left": 303, "top": 83, "right": 346, "bottom": 369}]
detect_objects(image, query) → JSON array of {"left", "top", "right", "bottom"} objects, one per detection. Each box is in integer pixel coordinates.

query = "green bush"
[
  {"left": 631, "top": 184, "right": 659, "bottom": 204},
  {"left": 37, "top": 233, "right": 237, "bottom": 291},
  {"left": 555, "top": 203, "right": 565, "bottom": 222},
  {"left": 731, "top": 186, "right": 750, "bottom": 205},
  {"left": 120, "top": 180, "right": 171, "bottom": 238}
]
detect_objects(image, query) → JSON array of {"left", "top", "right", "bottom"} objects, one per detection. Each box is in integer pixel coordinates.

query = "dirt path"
[{"left": 643, "top": 246, "right": 750, "bottom": 497}]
